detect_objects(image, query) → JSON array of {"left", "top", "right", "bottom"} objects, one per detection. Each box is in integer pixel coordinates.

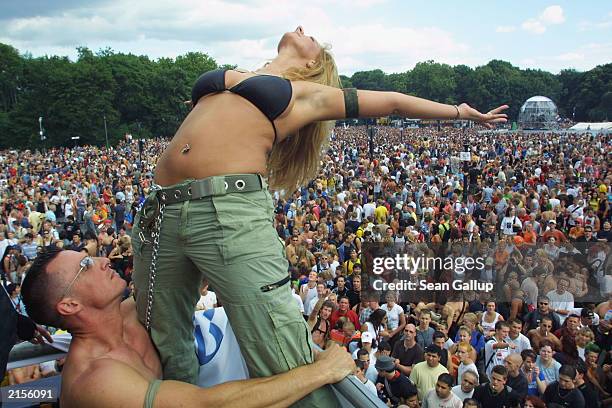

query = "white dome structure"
[{"left": 518, "top": 96, "right": 558, "bottom": 130}]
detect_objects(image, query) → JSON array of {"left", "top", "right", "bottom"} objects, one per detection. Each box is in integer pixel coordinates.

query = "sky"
[{"left": 0, "top": 0, "right": 610, "bottom": 76}]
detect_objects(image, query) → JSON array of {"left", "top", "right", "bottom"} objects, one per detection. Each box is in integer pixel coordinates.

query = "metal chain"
[{"left": 144, "top": 201, "right": 165, "bottom": 333}]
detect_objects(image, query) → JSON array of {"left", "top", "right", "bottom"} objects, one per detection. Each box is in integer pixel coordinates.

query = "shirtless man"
[
  {"left": 21, "top": 248, "right": 354, "bottom": 408},
  {"left": 595, "top": 292, "right": 612, "bottom": 319},
  {"left": 526, "top": 316, "right": 562, "bottom": 353}
]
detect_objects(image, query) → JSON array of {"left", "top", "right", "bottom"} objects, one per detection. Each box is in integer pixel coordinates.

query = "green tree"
[{"left": 408, "top": 61, "right": 456, "bottom": 104}]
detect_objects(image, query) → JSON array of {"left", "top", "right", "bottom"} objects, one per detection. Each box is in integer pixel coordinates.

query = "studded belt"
[{"left": 154, "top": 174, "right": 264, "bottom": 205}]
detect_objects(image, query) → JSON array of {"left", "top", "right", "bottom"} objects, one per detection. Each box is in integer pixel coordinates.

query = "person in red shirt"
[
  {"left": 330, "top": 296, "right": 360, "bottom": 329},
  {"left": 541, "top": 220, "right": 567, "bottom": 243}
]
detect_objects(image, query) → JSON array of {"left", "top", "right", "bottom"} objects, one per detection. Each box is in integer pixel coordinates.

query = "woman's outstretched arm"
[{"left": 293, "top": 82, "right": 508, "bottom": 129}]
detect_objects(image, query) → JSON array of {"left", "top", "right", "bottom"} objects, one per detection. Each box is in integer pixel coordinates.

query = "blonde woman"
[
  {"left": 132, "top": 25, "right": 508, "bottom": 402},
  {"left": 453, "top": 342, "right": 479, "bottom": 384}
]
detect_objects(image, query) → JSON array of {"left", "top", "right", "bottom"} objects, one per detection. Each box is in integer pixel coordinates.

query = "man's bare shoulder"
[{"left": 61, "top": 358, "right": 149, "bottom": 408}]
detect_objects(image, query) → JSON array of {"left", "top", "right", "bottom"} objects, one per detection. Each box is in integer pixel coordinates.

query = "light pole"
[
  {"left": 103, "top": 115, "right": 109, "bottom": 149},
  {"left": 38, "top": 116, "right": 46, "bottom": 141}
]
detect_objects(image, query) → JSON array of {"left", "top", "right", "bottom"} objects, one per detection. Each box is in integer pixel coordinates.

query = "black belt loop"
[{"left": 260, "top": 275, "right": 291, "bottom": 292}]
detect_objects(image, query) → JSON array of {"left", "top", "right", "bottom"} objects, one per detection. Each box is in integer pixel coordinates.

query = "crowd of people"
[{"left": 1, "top": 123, "right": 611, "bottom": 407}]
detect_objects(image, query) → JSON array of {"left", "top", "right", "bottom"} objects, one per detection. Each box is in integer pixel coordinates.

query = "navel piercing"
[{"left": 181, "top": 144, "right": 191, "bottom": 154}]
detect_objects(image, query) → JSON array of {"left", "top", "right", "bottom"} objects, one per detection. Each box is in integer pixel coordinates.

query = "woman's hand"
[{"left": 458, "top": 103, "right": 509, "bottom": 129}]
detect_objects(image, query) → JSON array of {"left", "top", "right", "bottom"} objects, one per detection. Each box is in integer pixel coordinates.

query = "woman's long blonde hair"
[{"left": 267, "top": 46, "right": 341, "bottom": 193}]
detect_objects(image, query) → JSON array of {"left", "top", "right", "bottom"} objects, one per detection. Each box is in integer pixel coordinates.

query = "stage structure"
[{"left": 518, "top": 96, "right": 559, "bottom": 130}]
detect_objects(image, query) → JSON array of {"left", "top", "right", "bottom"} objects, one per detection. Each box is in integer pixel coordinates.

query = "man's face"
[
  {"left": 405, "top": 394, "right": 420, "bottom": 408},
  {"left": 352, "top": 278, "right": 361, "bottom": 291},
  {"left": 52, "top": 251, "right": 125, "bottom": 309},
  {"left": 504, "top": 358, "right": 519, "bottom": 375},
  {"left": 557, "top": 279, "right": 569, "bottom": 293},
  {"left": 380, "top": 369, "right": 395, "bottom": 380},
  {"left": 461, "top": 375, "right": 478, "bottom": 393},
  {"left": 435, "top": 381, "right": 451, "bottom": 399},
  {"left": 425, "top": 352, "right": 440, "bottom": 368},
  {"left": 420, "top": 314, "right": 431, "bottom": 327},
  {"left": 585, "top": 351, "right": 598, "bottom": 366},
  {"left": 540, "top": 346, "right": 553, "bottom": 362},
  {"left": 308, "top": 271, "right": 317, "bottom": 282},
  {"left": 566, "top": 317, "right": 579, "bottom": 332},
  {"left": 496, "top": 326, "right": 509, "bottom": 340},
  {"left": 490, "top": 372, "right": 506, "bottom": 393},
  {"left": 316, "top": 284, "right": 325, "bottom": 296},
  {"left": 510, "top": 322, "right": 522, "bottom": 337},
  {"left": 523, "top": 357, "right": 536, "bottom": 371},
  {"left": 320, "top": 306, "right": 332, "bottom": 320},
  {"left": 358, "top": 354, "right": 370, "bottom": 370},
  {"left": 538, "top": 299, "right": 550, "bottom": 313},
  {"left": 434, "top": 337, "right": 445, "bottom": 350},
  {"left": 403, "top": 324, "right": 416, "bottom": 343},
  {"left": 338, "top": 298, "right": 349, "bottom": 312},
  {"left": 558, "top": 374, "right": 575, "bottom": 390},
  {"left": 337, "top": 277, "right": 345, "bottom": 289}
]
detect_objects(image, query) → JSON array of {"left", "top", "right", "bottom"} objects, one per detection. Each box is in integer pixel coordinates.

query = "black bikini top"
[{"left": 191, "top": 69, "right": 292, "bottom": 143}]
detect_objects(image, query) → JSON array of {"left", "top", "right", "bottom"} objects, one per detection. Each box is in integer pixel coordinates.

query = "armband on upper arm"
[{"left": 342, "top": 88, "right": 359, "bottom": 119}]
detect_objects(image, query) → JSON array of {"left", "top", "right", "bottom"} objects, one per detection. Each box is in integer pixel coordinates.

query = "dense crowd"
[{"left": 1, "top": 124, "right": 611, "bottom": 407}]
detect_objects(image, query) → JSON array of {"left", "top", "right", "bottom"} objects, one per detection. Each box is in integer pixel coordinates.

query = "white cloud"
[
  {"left": 577, "top": 12, "right": 612, "bottom": 31},
  {"left": 496, "top": 25, "right": 516, "bottom": 33},
  {"left": 518, "top": 42, "right": 612, "bottom": 72},
  {"left": 521, "top": 5, "right": 565, "bottom": 34},
  {"left": 522, "top": 19, "right": 546, "bottom": 34},
  {"left": 539, "top": 5, "right": 565, "bottom": 25},
  {"left": 0, "top": 0, "right": 472, "bottom": 75},
  {"left": 553, "top": 52, "right": 584, "bottom": 62}
]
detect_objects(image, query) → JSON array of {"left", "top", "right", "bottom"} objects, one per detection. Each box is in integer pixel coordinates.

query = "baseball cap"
[
  {"left": 548, "top": 220, "right": 556, "bottom": 224},
  {"left": 580, "top": 308, "right": 595, "bottom": 319},
  {"left": 361, "top": 332, "right": 373, "bottom": 344},
  {"left": 375, "top": 355, "right": 395, "bottom": 372}
]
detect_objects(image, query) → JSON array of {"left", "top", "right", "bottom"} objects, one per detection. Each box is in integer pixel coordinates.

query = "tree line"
[{"left": 0, "top": 43, "right": 609, "bottom": 149}]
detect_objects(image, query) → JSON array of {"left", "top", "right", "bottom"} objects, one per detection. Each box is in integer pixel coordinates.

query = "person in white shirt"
[
  {"left": 363, "top": 201, "right": 376, "bottom": 220},
  {"left": 546, "top": 277, "right": 574, "bottom": 325},
  {"left": 455, "top": 342, "right": 478, "bottom": 385},
  {"left": 452, "top": 370, "right": 478, "bottom": 401},
  {"left": 381, "top": 292, "right": 405, "bottom": 337},
  {"left": 307, "top": 283, "right": 328, "bottom": 317},
  {"left": 484, "top": 321, "right": 513, "bottom": 378},
  {"left": 423, "top": 373, "right": 463, "bottom": 408},
  {"left": 195, "top": 280, "right": 218, "bottom": 311},
  {"left": 354, "top": 359, "right": 377, "bottom": 397},
  {"left": 506, "top": 319, "right": 531, "bottom": 354},
  {"left": 291, "top": 282, "right": 304, "bottom": 314},
  {"left": 312, "top": 253, "right": 338, "bottom": 279},
  {"left": 500, "top": 208, "right": 521, "bottom": 236},
  {"left": 567, "top": 199, "right": 584, "bottom": 226}
]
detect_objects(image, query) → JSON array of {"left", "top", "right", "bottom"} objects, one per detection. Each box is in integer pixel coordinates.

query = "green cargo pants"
[{"left": 132, "top": 175, "right": 338, "bottom": 407}]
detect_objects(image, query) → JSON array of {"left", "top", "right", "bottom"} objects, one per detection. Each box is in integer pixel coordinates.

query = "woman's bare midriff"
[{"left": 154, "top": 93, "right": 279, "bottom": 187}]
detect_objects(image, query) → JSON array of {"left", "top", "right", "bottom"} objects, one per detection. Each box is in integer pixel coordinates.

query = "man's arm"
[{"left": 70, "top": 344, "right": 354, "bottom": 408}]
